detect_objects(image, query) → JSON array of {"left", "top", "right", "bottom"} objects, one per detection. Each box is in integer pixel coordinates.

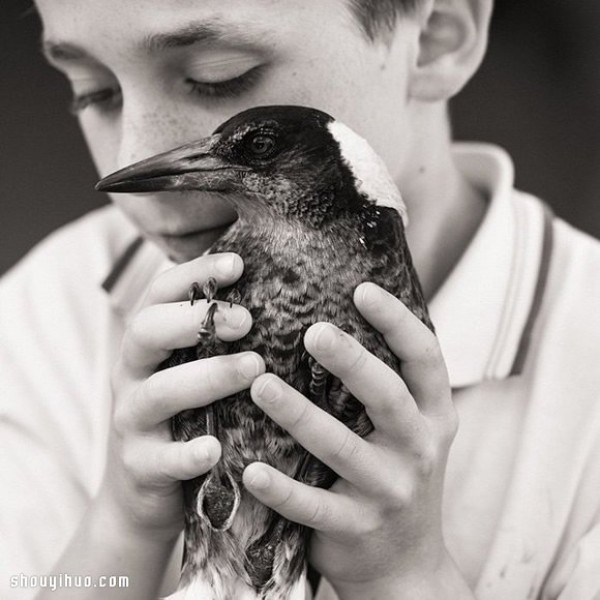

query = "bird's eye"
[{"left": 248, "top": 134, "right": 276, "bottom": 158}]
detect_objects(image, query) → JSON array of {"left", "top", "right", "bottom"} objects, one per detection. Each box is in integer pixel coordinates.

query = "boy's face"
[{"left": 37, "top": 0, "right": 417, "bottom": 261}]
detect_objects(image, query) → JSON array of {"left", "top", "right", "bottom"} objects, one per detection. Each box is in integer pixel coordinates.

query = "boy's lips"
[{"left": 150, "top": 221, "right": 236, "bottom": 261}]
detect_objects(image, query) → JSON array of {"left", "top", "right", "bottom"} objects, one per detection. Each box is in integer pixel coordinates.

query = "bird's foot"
[
  {"left": 227, "top": 288, "right": 242, "bottom": 308},
  {"left": 189, "top": 278, "right": 220, "bottom": 357},
  {"left": 188, "top": 276, "right": 218, "bottom": 305},
  {"left": 196, "top": 302, "right": 219, "bottom": 355},
  {"left": 197, "top": 470, "right": 241, "bottom": 531}
]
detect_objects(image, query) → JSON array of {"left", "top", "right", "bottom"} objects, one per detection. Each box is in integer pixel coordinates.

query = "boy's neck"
[{"left": 401, "top": 107, "right": 487, "bottom": 300}]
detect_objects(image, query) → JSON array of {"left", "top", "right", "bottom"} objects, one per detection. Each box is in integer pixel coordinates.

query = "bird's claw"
[
  {"left": 188, "top": 281, "right": 202, "bottom": 306},
  {"left": 188, "top": 276, "right": 218, "bottom": 306},
  {"left": 227, "top": 288, "right": 242, "bottom": 308},
  {"left": 203, "top": 276, "right": 218, "bottom": 303}
]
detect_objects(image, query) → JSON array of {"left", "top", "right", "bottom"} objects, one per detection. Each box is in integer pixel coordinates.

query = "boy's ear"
[{"left": 408, "top": 0, "right": 493, "bottom": 102}]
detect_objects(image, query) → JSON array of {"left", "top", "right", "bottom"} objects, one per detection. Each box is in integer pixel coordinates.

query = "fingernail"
[
  {"left": 217, "top": 255, "right": 237, "bottom": 278},
  {"left": 238, "top": 353, "right": 261, "bottom": 380},
  {"left": 232, "top": 308, "right": 248, "bottom": 329},
  {"left": 248, "top": 469, "right": 270, "bottom": 490},
  {"left": 359, "top": 283, "right": 381, "bottom": 307},
  {"left": 195, "top": 443, "right": 211, "bottom": 463},
  {"left": 256, "top": 378, "right": 281, "bottom": 403},
  {"left": 314, "top": 324, "right": 337, "bottom": 351}
]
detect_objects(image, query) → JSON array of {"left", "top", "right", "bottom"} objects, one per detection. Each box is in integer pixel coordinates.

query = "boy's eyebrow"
[
  {"left": 143, "top": 21, "right": 242, "bottom": 52},
  {"left": 42, "top": 20, "right": 268, "bottom": 64}
]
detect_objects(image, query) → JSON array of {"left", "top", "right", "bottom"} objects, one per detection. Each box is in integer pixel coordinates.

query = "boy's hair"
[{"left": 349, "top": 0, "right": 422, "bottom": 39}]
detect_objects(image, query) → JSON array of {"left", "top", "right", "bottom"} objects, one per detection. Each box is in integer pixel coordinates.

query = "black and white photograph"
[{"left": 2, "top": 1, "right": 600, "bottom": 599}]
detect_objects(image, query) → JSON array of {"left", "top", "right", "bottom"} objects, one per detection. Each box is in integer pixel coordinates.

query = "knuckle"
[
  {"left": 307, "top": 498, "right": 329, "bottom": 527},
  {"left": 350, "top": 505, "right": 381, "bottom": 537},
  {"left": 121, "top": 443, "right": 140, "bottom": 478},
  {"left": 443, "top": 405, "right": 459, "bottom": 441},
  {"left": 201, "top": 355, "right": 240, "bottom": 399},
  {"left": 127, "top": 309, "right": 152, "bottom": 346},
  {"left": 393, "top": 479, "right": 416, "bottom": 508},
  {"left": 201, "top": 357, "right": 221, "bottom": 394},
  {"left": 419, "top": 339, "right": 443, "bottom": 367},
  {"left": 143, "top": 370, "right": 167, "bottom": 402},
  {"left": 430, "top": 402, "right": 459, "bottom": 443},
  {"left": 285, "top": 400, "right": 311, "bottom": 430},
  {"left": 113, "top": 402, "right": 133, "bottom": 436},
  {"left": 163, "top": 443, "right": 184, "bottom": 479},
  {"left": 387, "top": 306, "right": 410, "bottom": 335},
  {"left": 146, "top": 274, "right": 166, "bottom": 304},
  {"left": 379, "top": 473, "right": 414, "bottom": 508},
  {"left": 327, "top": 429, "right": 360, "bottom": 466},
  {"left": 272, "top": 482, "right": 295, "bottom": 512},
  {"left": 142, "top": 373, "right": 171, "bottom": 417},
  {"left": 344, "top": 343, "right": 369, "bottom": 374},
  {"left": 414, "top": 441, "right": 438, "bottom": 478}
]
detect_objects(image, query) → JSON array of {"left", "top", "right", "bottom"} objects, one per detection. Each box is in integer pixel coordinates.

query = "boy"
[{"left": 2, "top": 1, "right": 599, "bottom": 598}]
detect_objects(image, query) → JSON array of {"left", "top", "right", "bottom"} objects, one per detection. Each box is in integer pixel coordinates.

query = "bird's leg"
[
  {"left": 192, "top": 276, "right": 220, "bottom": 358},
  {"left": 245, "top": 519, "right": 286, "bottom": 591},
  {"left": 187, "top": 278, "right": 220, "bottom": 459},
  {"left": 307, "top": 356, "right": 330, "bottom": 412},
  {"left": 188, "top": 277, "right": 245, "bottom": 532},
  {"left": 196, "top": 303, "right": 219, "bottom": 353},
  {"left": 327, "top": 377, "right": 352, "bottom": 417}
]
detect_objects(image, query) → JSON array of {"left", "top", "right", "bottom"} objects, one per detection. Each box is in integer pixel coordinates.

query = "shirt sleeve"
[
  {"left": 0, "top": 217, "right": 117, "bottom": 599},
  {"left": 540, "top": 426, "right": 600, "bottom": 600},
  {"left": 541, "top": 524, "right": 600, "bottom": 600}
]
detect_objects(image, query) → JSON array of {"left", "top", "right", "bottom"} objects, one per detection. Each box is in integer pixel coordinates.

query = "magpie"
[{"left": 97, "top": 105, "right": 432, "bottom": 600}]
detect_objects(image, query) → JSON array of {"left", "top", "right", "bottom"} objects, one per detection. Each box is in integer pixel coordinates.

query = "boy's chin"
[{"left": 150, "top": 224, "right": 234, "bottom": 263}]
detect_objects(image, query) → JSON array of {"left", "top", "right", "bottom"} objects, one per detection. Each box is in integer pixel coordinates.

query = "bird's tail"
[
  {"left": 171, "top": 477, "right": 308, "bottom": 600},
  {"left": 162, "top": 572, "right": 306, "bottom": 600}
]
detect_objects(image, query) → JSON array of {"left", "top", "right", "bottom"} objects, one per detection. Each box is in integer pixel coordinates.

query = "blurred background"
[{"left": 2, "top": 0, "right": 600, "bottom": 275}]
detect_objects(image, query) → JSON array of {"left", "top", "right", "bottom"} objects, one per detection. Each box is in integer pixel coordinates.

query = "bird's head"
[{"left": 96, "top": 105, "right": 406, "bottom": 227}]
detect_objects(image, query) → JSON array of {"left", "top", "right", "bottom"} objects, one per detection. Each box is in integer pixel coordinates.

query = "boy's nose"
[{"left": 114, "top": 92, "right": 212, "bottom": 172}]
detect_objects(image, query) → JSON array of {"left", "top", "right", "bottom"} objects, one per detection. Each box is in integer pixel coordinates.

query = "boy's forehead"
[{"left": 36, "top": 0, "right": 355, "bottom": 48}]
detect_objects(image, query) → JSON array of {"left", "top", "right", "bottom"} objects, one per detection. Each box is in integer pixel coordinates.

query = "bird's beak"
[{"left": 95, "top": 134, "right": 247, "bottom": 193}]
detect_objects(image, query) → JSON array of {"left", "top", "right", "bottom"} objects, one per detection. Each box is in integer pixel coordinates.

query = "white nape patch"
[{"left": 327, "top": 120, "right": 408, "bottom": 225}]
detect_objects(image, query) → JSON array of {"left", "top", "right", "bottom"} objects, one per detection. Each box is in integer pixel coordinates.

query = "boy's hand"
[
  {"left": 102, "top": 252, "right": 264, "bottom": 542},
  {"left": 243, "top": 282, "right": 464, "bottom": 599}
]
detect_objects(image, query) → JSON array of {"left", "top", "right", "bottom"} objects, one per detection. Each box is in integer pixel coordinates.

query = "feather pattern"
[{"left": 163, "top": 202, "right": 431, "bottom": 599}]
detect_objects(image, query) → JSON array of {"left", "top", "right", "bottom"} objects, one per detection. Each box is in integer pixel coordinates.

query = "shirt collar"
[
  {"left": 102, "top": 143, "right": 553, "bottom": 388},
  {"left": 429, "top": 143, "right": 553, "bottom": 387},
  {"left": 102, "top": 236, "right": 173, "bottom": 319}
]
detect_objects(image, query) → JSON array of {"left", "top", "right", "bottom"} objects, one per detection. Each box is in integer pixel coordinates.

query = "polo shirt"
[{"left": 1, "top": 144, "right": 599, "bottom": 600}]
